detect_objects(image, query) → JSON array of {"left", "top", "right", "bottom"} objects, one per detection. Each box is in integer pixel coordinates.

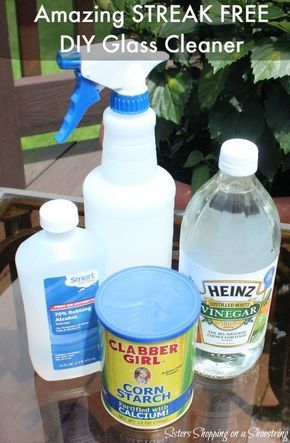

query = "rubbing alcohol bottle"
[{"left": 179, "top": 139, "right": 281, "bottom": 378}]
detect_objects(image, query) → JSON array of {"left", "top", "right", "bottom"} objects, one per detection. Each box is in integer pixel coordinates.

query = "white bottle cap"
[
  {"left": 218, "top": 139, "right": 258, "bottom": 177},
  {"left": 40, "top": 199, "right": 79, "bottom": 233}
]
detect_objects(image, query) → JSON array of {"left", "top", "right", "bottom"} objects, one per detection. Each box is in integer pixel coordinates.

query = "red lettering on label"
[
  {"left": 159, "top": 346, "right": 169, "bottom": 355},
  {"left": 138, "top": 346, "right": 147, "bottom": 355},
  {"left": 170, "top": 344, "right": 178, "bottom": 353},
  {"left": 109, "top": 340, "right": 117, "bottom": 351},
  {"left": 123, "top": 354, "right": 161, "bottom": 365},
  {"left": 149, "top": 347, "right": 158, "bottom": 355},
  {"left": 118, "top": 342, "right": 126, "bottom": 353},
  {"left": 124, "top": 354, "right": 135, "bottom": 363},
  {"left": 110, "top": 340, "right": 179, "bottom": 359},
  {"left": 126, "top": 345, "right": 136, "bottom": 354}
]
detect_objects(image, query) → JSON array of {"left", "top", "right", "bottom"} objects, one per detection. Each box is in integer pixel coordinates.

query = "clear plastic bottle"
[
  {"left": 16, "top": 199, "right": 104, "bottom": 381},
  {"left": 83, "top": 106, "right": 175, "bottom": 278},
  {"left": 179, "top": 139, "right": 281, "bottom": 378},
  {"left": 55, "top": 45, "right": 175, "bottom": 279}
]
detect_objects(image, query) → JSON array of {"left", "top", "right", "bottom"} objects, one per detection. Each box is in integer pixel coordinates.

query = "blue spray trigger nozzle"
[
  {"left": 57, "top": 49, "right": 81, "bottom": 70},
  {"left": 55, "top": 43, "right": 169, "bottom": 144},
  {"left": 55, "top": 70, "right": 100, "bottom": 144}
]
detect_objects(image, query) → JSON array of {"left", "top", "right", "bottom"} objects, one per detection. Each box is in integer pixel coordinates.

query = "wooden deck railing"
[{"left": 0, "top": 0, "right": 108, "bottom": 188}]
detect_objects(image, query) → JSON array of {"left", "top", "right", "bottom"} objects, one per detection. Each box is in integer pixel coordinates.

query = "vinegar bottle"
[{"left": 179, "top": 139, "right": 281, "bottom": 378}]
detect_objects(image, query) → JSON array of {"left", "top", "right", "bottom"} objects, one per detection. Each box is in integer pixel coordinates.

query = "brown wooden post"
[
  {"left": 15, "top": 73, "right": 110, "bottom": 136},
  {"left": 73, "top": 0, "right": 96, "bottom": 39},
  {"left": 15, "top": 0, "right": 41, "bottom": 77},
  {"left": 0, "top": 0, "right": 25, "bottom": 188}
]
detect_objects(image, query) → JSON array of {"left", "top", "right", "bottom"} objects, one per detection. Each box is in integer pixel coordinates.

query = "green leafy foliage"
[
  {"left": 282, "top": 153, "right": 290, "bottom": 172},
  {"left": 191, "top": 163, "right": 210, "bottom": 194},
  {"left": 207, "top": 41, "right": 253, "bottom": 73},
  {"left": 198, "top": 63, "right": 230, "bottom": 109},
  {"left": 280, "top": 77, "right": 290, "bottom": 94},
  {"left": 266, "top": 4, "right": 286, "bottom": 20},
  {"left": 268, "top": 21, "right": 290, "bottom": 32},
  {"left": 258, "top": 129, "right": 282, "bottom": 181},
  {"left": 148, "top": 69, "right": 193, "bottom": 124},
  {"left": 266, "top": 85, "right": 290, "bottom": 155},
  {"left": 184, "top": 150, "right": 204, "bottom": 168},
  {"left": 157, "top": 20, "right": 198, "bottom": 38},
  {"left": 251, "top": 39, "right": 290, "bottom": 82},
  {"left": 121, "top": 0, "right": 290, "bottom": 194},
  {"left": 202, "top": 0, "right": 236, "bottom": 24},
  {"left": 155, "top": 118, "right": 177, "bottom": 145},
  {"left": 209, "top": 97, "right": 265, "bottom": 143}
]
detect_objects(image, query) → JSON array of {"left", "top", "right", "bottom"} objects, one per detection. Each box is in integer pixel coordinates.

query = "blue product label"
[{"left": 44, "top": 269, "right": 101, "bottom": 370}]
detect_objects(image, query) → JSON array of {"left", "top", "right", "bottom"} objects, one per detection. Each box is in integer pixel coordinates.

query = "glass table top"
[{"left": 0, "top": 188, "right": 289, "bottom": 443}]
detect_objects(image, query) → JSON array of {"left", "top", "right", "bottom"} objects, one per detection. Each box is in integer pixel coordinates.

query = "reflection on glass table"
[{"left": 0, "top": 189, "right": 289, "bottom": 443}]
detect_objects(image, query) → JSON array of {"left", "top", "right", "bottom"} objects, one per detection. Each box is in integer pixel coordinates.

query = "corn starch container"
[{"left": 95, "top": 266, "right": 201, "bottom": 429}]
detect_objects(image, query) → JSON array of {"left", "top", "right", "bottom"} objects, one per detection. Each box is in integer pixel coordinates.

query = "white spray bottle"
[{"left": 56, "top": 42, "right": 176, "bottom": 278}]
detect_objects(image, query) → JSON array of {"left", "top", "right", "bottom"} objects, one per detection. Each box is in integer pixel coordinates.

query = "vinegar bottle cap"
[
  {"left": 219, "top": 139, "right": 258, "bottom": 177},
  {"left": 40, "top": 199, "right": 79, "bottom": 233}
]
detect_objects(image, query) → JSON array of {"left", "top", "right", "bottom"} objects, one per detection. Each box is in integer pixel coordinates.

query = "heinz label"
[{"left": 179, "top": 253, "right": 278, "bottom": 354}]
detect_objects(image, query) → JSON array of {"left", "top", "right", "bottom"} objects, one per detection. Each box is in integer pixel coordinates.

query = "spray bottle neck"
[{"left": 101, "top": 106, "right": 157, "bottom": 184}]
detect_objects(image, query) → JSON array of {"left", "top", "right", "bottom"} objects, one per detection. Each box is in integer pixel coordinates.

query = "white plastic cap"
[
  {"left": 40, "top": 199, "right": 79, "bottom": 233},
  {"left": 218, "top": 139, "right": 258, "bottom": 177}
]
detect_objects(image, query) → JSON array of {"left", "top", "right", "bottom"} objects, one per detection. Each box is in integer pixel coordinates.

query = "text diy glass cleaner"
[{"left": 179, "top": 139, "right": 281, "bottom": 378}]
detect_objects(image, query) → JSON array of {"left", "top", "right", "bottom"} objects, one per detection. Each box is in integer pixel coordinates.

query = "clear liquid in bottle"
[{"left": 179, "top": 139, "right": 281, "bottom": 378}]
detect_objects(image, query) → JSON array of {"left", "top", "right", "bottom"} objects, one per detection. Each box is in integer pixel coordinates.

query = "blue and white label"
[{"left": 44, "top": 269, "right": 101, "bottom": 370}]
